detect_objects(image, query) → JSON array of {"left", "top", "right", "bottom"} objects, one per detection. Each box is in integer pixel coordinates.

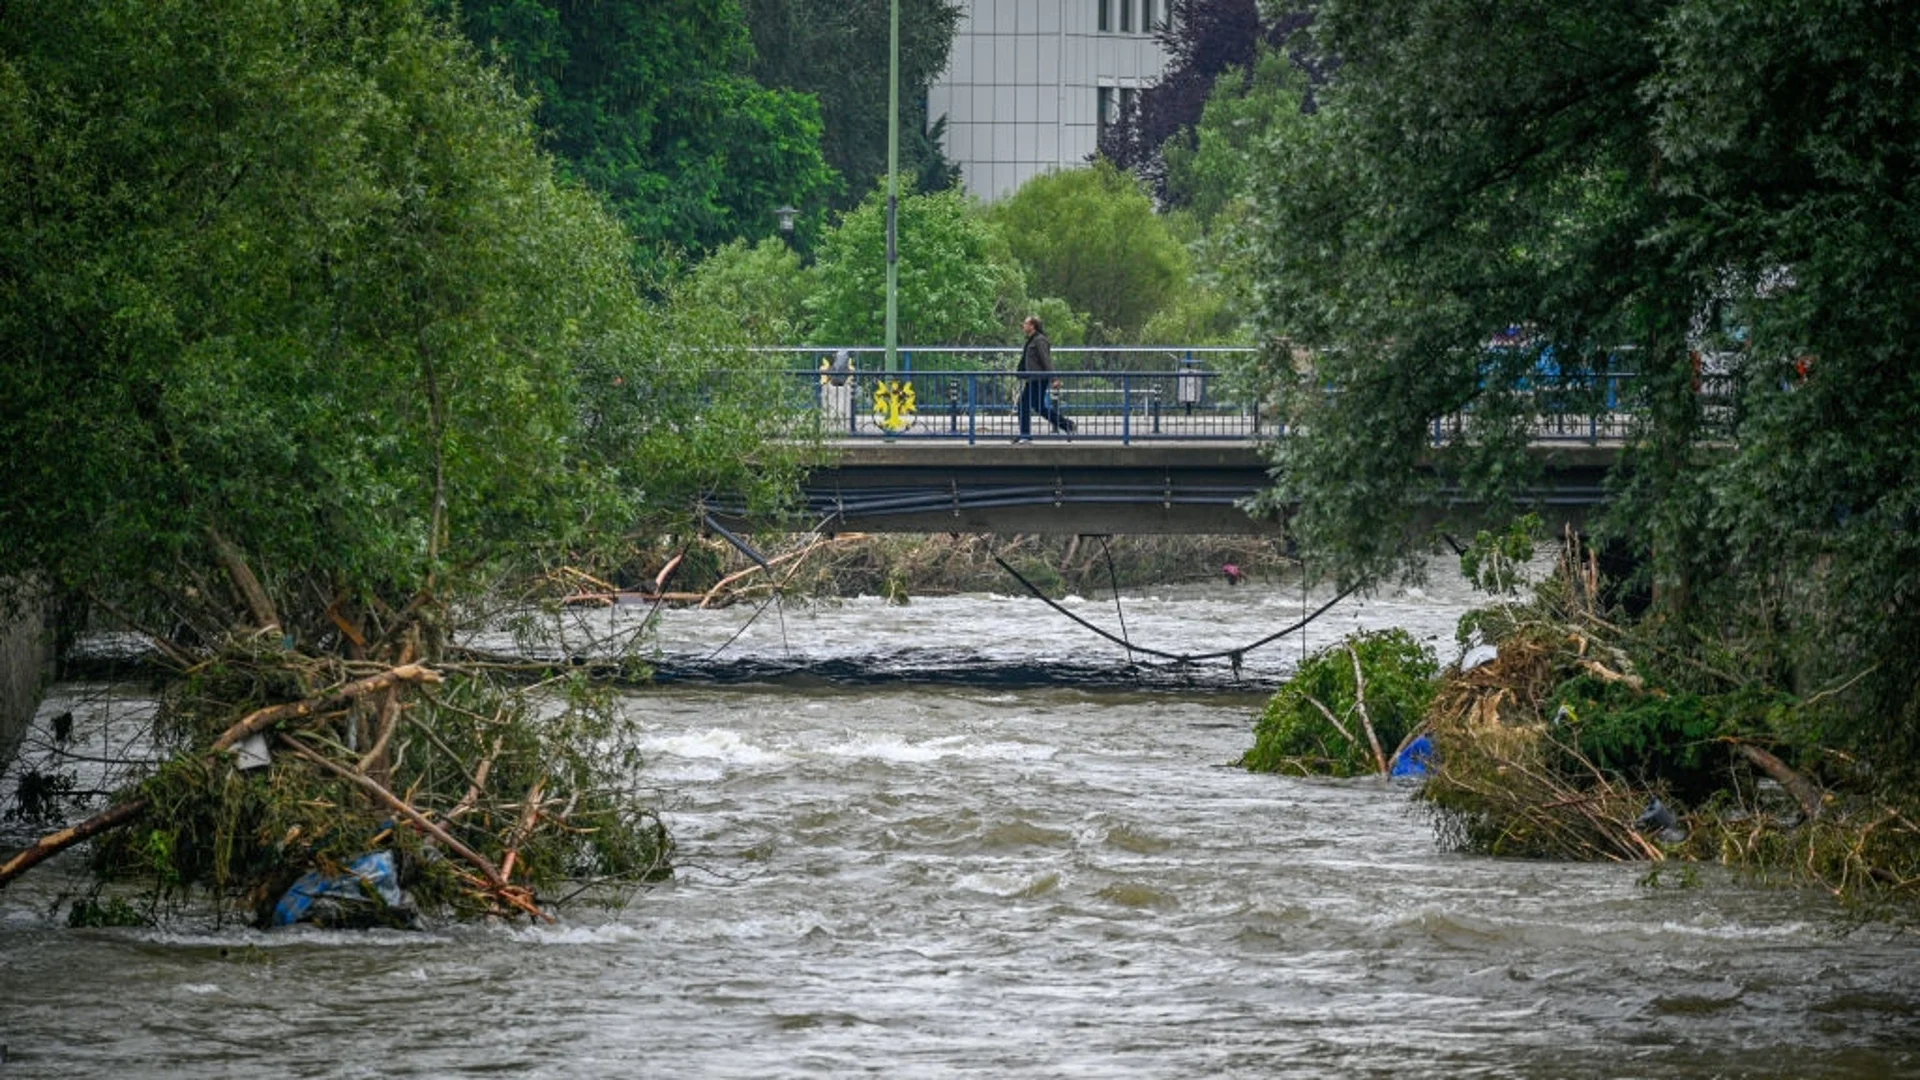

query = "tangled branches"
[
  {"left": 1415, "top": 532, "right": 1920, "bottom": 920},
  {"left": 3, "top": 650, "right": 671, "bottom": 926}
]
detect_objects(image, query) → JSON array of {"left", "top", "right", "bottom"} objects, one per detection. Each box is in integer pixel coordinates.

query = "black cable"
[
  {"left": 701, "top": 509, "right": 846, "bottom": 661},
  {"left": 991, "top": 549, "right": 1360, "bottom": 665},
  {"left": 1097, "top": 535, "right": 1133, "bottom": 664}
]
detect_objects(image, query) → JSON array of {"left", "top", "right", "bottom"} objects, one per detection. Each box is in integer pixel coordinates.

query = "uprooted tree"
[{"left": 0, "top": 0, "right": 816, "bottom": 922}]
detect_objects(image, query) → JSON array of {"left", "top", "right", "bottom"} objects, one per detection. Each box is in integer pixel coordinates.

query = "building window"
[
  {"left": 1097, "top": 0, "right": 1110, "bottom": 32},
  {"left": 1120, "top": 87, "right": 1137, "bottom": 124},
  {"left": 1141, "top": 0, "right": 1154, "bottom": 33},
  {"left": 1097, "top": 86, "right": 1114, "bottom": 143},
  {"left": 1120, "top": 0, "right": 1133, "bottom": 32}
]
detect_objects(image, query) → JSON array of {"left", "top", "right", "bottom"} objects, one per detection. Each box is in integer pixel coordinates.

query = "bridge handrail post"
[
  {"left": 967, "top": 371, "right": 977, "bottom": 445},
  {"left": 1122, "top": 373, "right": 1132, "bottom": 445}
]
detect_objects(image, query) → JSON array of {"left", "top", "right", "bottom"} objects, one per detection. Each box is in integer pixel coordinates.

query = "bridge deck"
[{"left": 732, "top": 440, "right": 1620, "bottom": 536}]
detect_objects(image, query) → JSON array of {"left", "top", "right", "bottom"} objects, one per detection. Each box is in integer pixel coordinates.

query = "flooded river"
[{"left": 2, "top": 574, "right": 1917, "bottom": 1077}]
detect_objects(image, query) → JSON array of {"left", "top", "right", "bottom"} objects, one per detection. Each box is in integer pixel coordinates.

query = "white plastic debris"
[{"left": 236, "top": 732, "right": 273, "bottom": 772}]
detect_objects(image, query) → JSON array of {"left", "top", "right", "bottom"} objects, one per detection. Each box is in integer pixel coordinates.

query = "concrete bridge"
[{"left": 721, "top": 440, "right": 1620, "bottom": 536}]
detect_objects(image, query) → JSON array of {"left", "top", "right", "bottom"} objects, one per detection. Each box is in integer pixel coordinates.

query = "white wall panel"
[
  {"left": 929, "top": 0, "right": 1170, "bottom": 199},
  {"left": 1016, "top": 35, "right": 1038, "bottom": 86},
  {"left": 1037, "top": 0, "right": 1060, "bottom": 34},
  {"left": 1035, "top": 122, "right": 1060, "bottom": 162}
]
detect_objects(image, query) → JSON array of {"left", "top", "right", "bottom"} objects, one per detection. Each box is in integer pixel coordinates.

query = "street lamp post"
[
  {"left": 775, "top": 204, "right": 798, "bottom": 238},
  {"left": 885, "top": 0, "right": 899, "bottom": 374}
]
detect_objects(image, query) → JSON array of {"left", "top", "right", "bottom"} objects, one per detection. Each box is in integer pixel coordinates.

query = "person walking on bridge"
[{"left": 1014, "top": 315, "right": 1074, "bottom": 442}]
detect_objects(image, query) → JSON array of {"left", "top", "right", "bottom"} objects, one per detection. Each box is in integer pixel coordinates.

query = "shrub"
[{"left": 1242, "top": 629, "right": 1439, "bottom": 776}]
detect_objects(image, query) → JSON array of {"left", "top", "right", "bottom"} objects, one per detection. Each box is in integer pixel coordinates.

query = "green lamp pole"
[{"left": 884, "top": 0, "right": 900, "bottom": 374}]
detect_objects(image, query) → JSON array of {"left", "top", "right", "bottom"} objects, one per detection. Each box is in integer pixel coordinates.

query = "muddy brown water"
[{"left": 1, "top": 577, "right": 1916, "bottom": 1077}]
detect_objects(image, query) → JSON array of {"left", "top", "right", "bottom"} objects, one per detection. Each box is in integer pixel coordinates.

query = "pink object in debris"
[{"left": 1222, "top": 563, "right": 1244, "bottom": 585}]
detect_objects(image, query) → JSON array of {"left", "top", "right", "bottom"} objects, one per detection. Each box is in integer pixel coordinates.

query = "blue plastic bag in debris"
[
  {"left": 1389, "top": 734, "right": 1435, "bottom": 778},
  {"left": 272, "top": 851, "right": 405, "bottom": 927}
]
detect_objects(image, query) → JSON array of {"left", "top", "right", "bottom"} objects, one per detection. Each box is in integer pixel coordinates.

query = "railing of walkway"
[
  {"left": 755, "top": 346, "right": 1658, "bottom": 446},
  {"left": 760, "top": 346, "right": 1249, "bottom": 445}
]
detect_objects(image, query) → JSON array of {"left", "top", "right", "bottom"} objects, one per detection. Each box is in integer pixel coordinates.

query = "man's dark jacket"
[{"left": 1018, "top": 329, "right": 1053, "bottom": 378}]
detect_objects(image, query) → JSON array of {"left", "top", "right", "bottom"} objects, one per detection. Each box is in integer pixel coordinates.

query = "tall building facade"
[{"left": 926, "top": 0, "right": 1174, "bottom": 201}]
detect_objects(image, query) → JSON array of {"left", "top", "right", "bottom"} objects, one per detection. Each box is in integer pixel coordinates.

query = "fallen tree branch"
[
  {"left": 499, "top": 776, "right": 547, "bottom": 882},
  {"left": 700, "top": 533, "right": 870, "bottom": 608},
  {"left": 1576, "top": 658, "right": 1646, "bottom": 692},
  {"left": 1, "top": 662, "right": 443, "bottom": 891},
  {"left": 208, "top": 527, "right": 282, "bottom": 634},
  {"left": 0, "top": 796, "right": 151, "bottom": 889},
  {"left": 87, "top": 592, "right": 196, "bottom": 669},
  {"left": 447, "top": 736, "right": 505, "bottom": 823},
  {"left": 1731, "top": 740, "right": 1825, "bottom": 821},
  {"left": 280, "top": 735, "right": 549, "bottom": 922},
  {"left": 1303, "top": 693, "right": 1356, "bottom": 746},
  {"left": 211, "top": 663, "right": 441, "bottom": 752},
  {"left": 1346, "top": 643, "right": 1388, "bottom": 774}
]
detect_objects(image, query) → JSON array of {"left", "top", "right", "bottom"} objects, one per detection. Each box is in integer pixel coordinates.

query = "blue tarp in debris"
[
  {"left": 272, "top": 851, "right": 406, "bottom": 927},
  {"left": 1389, "top": 734, "right": 1436, "bottom": 778}
]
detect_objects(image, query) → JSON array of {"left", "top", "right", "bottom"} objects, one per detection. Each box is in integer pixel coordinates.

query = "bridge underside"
[{"left": 715, "top": 444, "right": 1618, "bottom": 536}]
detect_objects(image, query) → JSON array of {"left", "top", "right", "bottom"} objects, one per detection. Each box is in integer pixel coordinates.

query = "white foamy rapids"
[
  {"left": 817, "top": 731, "right": 1056, "bottom": 765},
  {"left": 637, "top": 727, "right": 792, "bottom": 767}
]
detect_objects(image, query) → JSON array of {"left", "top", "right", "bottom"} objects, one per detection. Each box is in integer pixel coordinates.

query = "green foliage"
[
  {"left": 808, "top": 183, "right": 1024, "bottom": 345},
  {"left": 1237, "top": 0, "right": 1920, "bottom": 762},
  {"left": 1458, "top": 514, "right": 1542, "bottom": 595},
  {"left": 991, "top": 163, "right": 1189, "bottom": 342},
  {"left": 1243, "top": 630, "right": 1439, "bottom": 776},
  {"left": 0, "top": 0, "right": 816, "bottom": 648},
  {"left": 1137, "top": 279, "right": 1248, "bottom": 346},
  {"left": 67, "top": 893, "right": 152, "bottom": 929},
  {"left": 1549, "top": 678, "right": 1740, "bottom": 804},
  {"left": 678, "top": 238, "right": 813, "bottom": 344},
  {"left": 1162, "top": 48, "right": 1302, "bottom": 232},
  {"left": 90, "top": 663, "right": 672, "bottom": 922},
  {"left": 452, "top": 0, "right": 839, "bottom": 267},
  {"left": 742, "top": 0, "right": 962, "bottom": 209},
  {"left": 1024, "top": 297, "right": 1088, "bottom": 347}
]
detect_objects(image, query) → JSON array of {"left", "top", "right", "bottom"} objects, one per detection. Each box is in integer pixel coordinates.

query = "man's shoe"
[
  {"left": 1060, "top": 417, "right": 1077, "bottom": 434},
  {"left": 1010, "top": 436, "right": 1031, "bottom": 444}
]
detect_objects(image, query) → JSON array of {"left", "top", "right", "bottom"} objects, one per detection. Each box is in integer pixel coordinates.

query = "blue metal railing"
[
  {"left": 774, "top": 346, "right": 1257, "bottom": 445},
  {"left": 752, "top": 346, "right": 1659, "bottom": 445}
]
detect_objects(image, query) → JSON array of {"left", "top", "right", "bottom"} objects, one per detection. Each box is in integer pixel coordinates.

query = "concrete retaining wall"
[{"left": 0, "top": 589, "right": 51, "bottom": 768}]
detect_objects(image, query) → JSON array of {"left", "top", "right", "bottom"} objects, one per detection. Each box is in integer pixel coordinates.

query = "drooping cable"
[
  {"left": 700, "top": 508, "right": 844, "bottom": 661},
  {"left": 991, "top": 548, "right": 1359, "bottom": 665},
  {"left": 1097, "top": 535, "right": 1134, "bottom": 664}
]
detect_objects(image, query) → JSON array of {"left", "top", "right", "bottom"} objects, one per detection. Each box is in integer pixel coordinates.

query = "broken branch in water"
[
  {"left": 0, "top": 662, "right": 445, "bottom": 891},
  {"left": 1346, "top": 643, "right": 1388, "bottom": 774},
  {"left": 211, "top": 663, "right": 442, "bottom": 752},
  {"left": 280, "top": 734, "right": 550, "bottom": 922}
]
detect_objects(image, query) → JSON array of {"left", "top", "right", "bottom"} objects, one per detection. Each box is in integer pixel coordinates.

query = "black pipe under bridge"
[{"left": 709, "top": 443, "right": 1621, "bottom": 536}]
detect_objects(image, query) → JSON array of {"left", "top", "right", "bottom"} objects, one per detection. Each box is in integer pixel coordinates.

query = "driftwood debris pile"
[{"left": 0, "top": 652, "right": 670, "bottom": 925}]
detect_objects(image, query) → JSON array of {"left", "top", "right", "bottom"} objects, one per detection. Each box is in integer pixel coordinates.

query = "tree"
[
  {"left": 452, "top": 0, "right": 839, "bottom": 270},
  {"left": 0, "top": 0, "right": 821, "bottom": 914},
  {"left": 679, "top": 238, "right": 813, "bottom": 343},
  {"left": 991, "top": 163, "right": 1188, "bottom": 342},
  {"left": 0, "top": 0, "right": 810, "bottom": 653},
  {"left": 742, "top": 0, "right": 962, "bottom": 207},
  {"left": 1162, "top": 47, "right": 1299, "bottom": 230},
  {"left": 807, "top": 183, "right": 1024, "bottom": 345},
  {"left": 1239, "top": 0, "right": 1920, "bottom": 762},
  {"left": 1099, "top": 0, "right": 1315, "bottom": 204}
]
